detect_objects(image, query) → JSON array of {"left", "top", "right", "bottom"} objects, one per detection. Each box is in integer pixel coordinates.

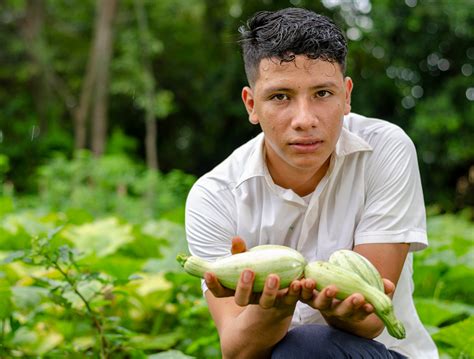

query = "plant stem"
[{"left": 50, "top": 257, "right": 109, "bottom": 358}]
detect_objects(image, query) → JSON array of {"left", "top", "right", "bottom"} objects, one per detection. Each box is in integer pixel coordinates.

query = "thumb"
[
  {"left": 231, "top": 236, "right": 247, "bottom": 254},
  {"left": 382, "top": 278, "right": 395, "bottom": 297}
]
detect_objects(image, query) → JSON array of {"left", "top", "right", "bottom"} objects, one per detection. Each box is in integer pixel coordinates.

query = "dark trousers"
[{"left": 271, "top": 324, "right": 407, "bottom": 359}]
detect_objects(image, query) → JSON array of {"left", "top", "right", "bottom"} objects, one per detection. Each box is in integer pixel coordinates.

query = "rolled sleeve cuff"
[{"left": 355, "top": 229, "right": 428, "bottom": 252}]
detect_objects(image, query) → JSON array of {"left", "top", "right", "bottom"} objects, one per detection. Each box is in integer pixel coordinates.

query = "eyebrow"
[{"left": 262, "top": 81, "right": 339, "bottom": 95}]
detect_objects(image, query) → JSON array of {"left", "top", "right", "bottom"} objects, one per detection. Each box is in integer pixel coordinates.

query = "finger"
[
  {"left": 234, "top": 270, "right": 255, "bottom": 306},
  {"left": 333, "top": 294, "right": 373, "bottom": 320},
  {"left": 383, "top": 278, "right": 395, "bottom": 296},
  {"left": 280, "top": 280, "right": 302, "bottom": 307},
  {"left": 301, "top": 278, "right": 316, "bottom": 302},
  {"left": 204, "top": 272, "right": 235, "bottom": 297},
  {"left": 231, "top": 236, "right": 247, "bottom": 254},
  {"left": 314, "top": 285, "right": 338, "bottom": 311},
  {"left": 259, "top": 274, "right": 280, "bottom": 309}
]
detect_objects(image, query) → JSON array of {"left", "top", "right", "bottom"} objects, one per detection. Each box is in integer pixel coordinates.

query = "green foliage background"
[
  {"left": 0, "top": 0, "right": 473, "bottom": 358},
  {"left": 0, "top": 155, "right": 473, "bottom": 358}
]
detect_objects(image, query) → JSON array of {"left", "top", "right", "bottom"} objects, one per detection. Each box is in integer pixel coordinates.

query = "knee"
[{"left": 271, "top": 325, "right": 333, "bottom": 359}]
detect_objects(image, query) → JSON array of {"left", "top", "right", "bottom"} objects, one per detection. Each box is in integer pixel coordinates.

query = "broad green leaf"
[
  {"left": 141, "top": 219, "right": 187, "bottom": 273},
  {"left": 72, "top": 336, "right": 95, "bottom": 351},
  {"left": 62, "top": 279, "right": 103, "bottom": 309},
  {"left": 432, "top": 316, "right": 474, "bottom": 358},
  {"left": 129, "top": 273, "right": 172, "bottom": 297},
  {"left": 148, "top": 350, "right": 195, "bottom": 359},
  {"left": 85, "top": 254, "right": 145, "bottom": 280},
  {"left": 0, "top": 196, "right": 14, "bottom": 216},
  {"left": 1, "top": 211, "right": 55, "bottom": 237},
  {"left": 129, "top": 331, "right": 182, "bottom": 351},
  {"left": 12, "top": 286, "right": 49, "bottom": 310},
  {"left": 414, "top": 297, "right": 474, "bottom": 326},
  {"left": 0, "top": 282, "right": 12, "bottom": 319},
  {"left": 11, "top": 325, "right": 64, "bottom": 355},
  {"left": 439, "top": 265, "right": 474, "bottom": 303},
  {"left": 63, "top": 217, "right": 134, "bottom": 257}
]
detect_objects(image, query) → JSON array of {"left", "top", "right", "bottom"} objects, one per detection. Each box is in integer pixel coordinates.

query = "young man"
[{"left": 185, "top": 7, "right": 438, "bottom": 359}]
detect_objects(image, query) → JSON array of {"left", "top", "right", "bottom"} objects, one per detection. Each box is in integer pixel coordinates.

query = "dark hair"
[{"left": 238, "top": 8, "right": 347, "bottom": 85}]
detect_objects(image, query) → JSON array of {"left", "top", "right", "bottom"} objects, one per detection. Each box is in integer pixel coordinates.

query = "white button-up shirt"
[{"left": 185, "top": 113, "right": 438, "bottom": 358}]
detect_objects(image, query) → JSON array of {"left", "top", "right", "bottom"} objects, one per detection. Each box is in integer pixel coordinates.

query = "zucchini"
[
  {"left": 176, "top": 245, "right": 306, "bottom": 292},
  {"left": 329, "top": 249, "right": 385, "bottom": 292},
  {"left": 304, "top": 261, "right": 406, "bottom": 339}
]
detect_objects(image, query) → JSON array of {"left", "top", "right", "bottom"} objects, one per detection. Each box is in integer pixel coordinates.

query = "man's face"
[{"left": 242, "top": 55, "right": 353, "bottom": 183}]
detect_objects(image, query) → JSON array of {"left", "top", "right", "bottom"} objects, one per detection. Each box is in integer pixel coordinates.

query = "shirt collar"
[
  {"left": 235, "top": 125, "right": 373, "bottom": 188},
  {"left": 335, "top": 126, "right": 373, "bottom": 157}
]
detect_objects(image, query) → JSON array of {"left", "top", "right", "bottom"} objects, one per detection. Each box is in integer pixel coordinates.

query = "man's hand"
[
  {"left": 300, "top": 279, "right": 374, "bottom": 320},
  {"left": 299, "top": 277, "right": 396, "bottom": 338},
  {"left": 205, "top": 236, "right": 302, "bottom": 312}
]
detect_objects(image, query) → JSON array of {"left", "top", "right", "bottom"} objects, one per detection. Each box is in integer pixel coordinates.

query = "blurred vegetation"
[
  {"left": 0, "top": 154, "right": 472, "bottom": 358},
  {"left": 0, "top": 0, "right": 473, "bottom": 358}
]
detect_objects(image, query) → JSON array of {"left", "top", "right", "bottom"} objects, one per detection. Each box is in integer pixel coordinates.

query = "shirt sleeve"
[
  {"left": 185, "top": 178, "right": 237, "bottom": 261},
  {"left": 355, "top": 125, "right": 428, "bottom": 252}
]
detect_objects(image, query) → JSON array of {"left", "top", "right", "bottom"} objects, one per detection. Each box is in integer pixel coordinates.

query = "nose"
[{"left": 291, "top": 98, "right": 318, "bottom": 131}]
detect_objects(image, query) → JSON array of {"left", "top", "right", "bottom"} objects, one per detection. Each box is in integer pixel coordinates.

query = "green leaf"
[
  {"left": 11, "top": 326, "right": 64, "bottom": 355},
  {"left": 129, "top": 331, "right": 182, "bottom": 351},
  {"left": 12, "top": 286, "right": 49, "bottom": 310},
  {"left": 148, "top": 350, "right": 195, "bottom": 359},
  {"left": 432, "top": 316, "right": 474, "bottom": 358},
  {"left": 0, "top": 196, "right": 14, "bottom": 216},
  {"left": 141, "top": 220, "right": 188, "bottom": 273},
  {"left": 0, "top": 282, "right": 13, "bottom": 319},
  {"left": 414, "top": 297, "right": 474, "bottom": 327},
  {"left": 85, "top": 254, "right": 145, "bottom": 280},
  {"left": 62, "top": 279, "right": 103, "bottom": 309},
  {"left": 63, "top": 217, "right": 134, "bottom": 257}
]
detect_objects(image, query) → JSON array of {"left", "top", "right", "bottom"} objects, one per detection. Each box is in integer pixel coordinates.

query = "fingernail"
[
  {"left": 305, "top": 281, "right": 312, "bottom": 289},
  {"left": 326, "top": 289, "right": 333, "bottom": 297},
  {"left": 353, "top": 297, "right": 359, "bottom": 305},
  {"left": 243, "top": 270, "right": 252, "bottom": 283},
  {"left": 204, "top": 273, "right": 212, "bottom": 282},
  {"left": 268, "top": 276, "right": 277, "bottom": 289}
]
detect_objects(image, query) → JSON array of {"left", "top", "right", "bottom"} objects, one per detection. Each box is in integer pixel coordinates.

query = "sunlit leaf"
[
  {"left": 63, "top": 217, "right": 134, "bottom": 257},
  {"left": 129, "top": 331, "right": 182, "bottom": 350},
  {"left": 148, "top": 349, "right": 195, "bottom": 359},
  {"left": 62, "top": 279, "right": 103, "bottom": 309},
  {"left": 432, "top": 316, "right": 474, "bottom": 358},
  {"left": 0, "top": 281, "right": 13, "bottom": 319},
  {"left": 141, "top": 219, "right": 187, "bottom": 273},
  {"left": 12, "top": 286, "right": 49, "bottom": 310},
  {"left": 414, "top": 297, "right": 474, "bottom": 327},
  {"left": 11, "top": 325, "right": 64, "bottom": 355}
]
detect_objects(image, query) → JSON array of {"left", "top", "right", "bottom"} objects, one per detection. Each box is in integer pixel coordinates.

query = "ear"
[
  {"left": 242, "top": 86, "right": 259, "bottom": 124},
  {"left": 343, "top": 77, "right": 353, "bottom": 115}
]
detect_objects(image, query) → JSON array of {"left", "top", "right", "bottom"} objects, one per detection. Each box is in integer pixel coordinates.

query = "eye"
[
  {"left": 271, "top": 93, "right": 289, "bottom": 101},
  {"left": 316, "top": 90, "right": 332, "bottom": 98}
]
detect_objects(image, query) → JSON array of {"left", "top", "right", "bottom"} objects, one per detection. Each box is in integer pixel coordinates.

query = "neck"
[{"left": 267, "top": 157, "right": 331, "bottom": 197}]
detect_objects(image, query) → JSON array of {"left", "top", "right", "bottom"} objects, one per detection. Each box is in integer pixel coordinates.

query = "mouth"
[{"left": 289, "top": 139, "right": 324, "bottom": 153}]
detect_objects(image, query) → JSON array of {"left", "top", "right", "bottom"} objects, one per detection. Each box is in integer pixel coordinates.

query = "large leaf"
[
  {"left": 85, "top": 254, "right": 145, "bottom": 280},
  {"left": 129, "top": 331, "right": 182, "bottom": 351},
  {"left": 432, "top": 316, "right": 474, "bottom": 358},
  {"left": 0, "top": 279, "right": 12, "bottom": 319},
  {"left": 63, "top": 217, "right": 134, "bottom": 257},
  {"left": 148, "top": 350, "right": 195, "bottom": 359},
  {"left": 12, "top": 286, "right": 49, "bottom": 311},
  {"left": 62, "top": 279, "right": 104, "bottom": 309},
  {"left": 140, "top": 219, "right": 188, "bottom": 273},
  {"left": 11, "top": 325, "right": 64, "bottom": 355},
  {"left": 414, "top": 297, "right": 474, "bottom": 327}
]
